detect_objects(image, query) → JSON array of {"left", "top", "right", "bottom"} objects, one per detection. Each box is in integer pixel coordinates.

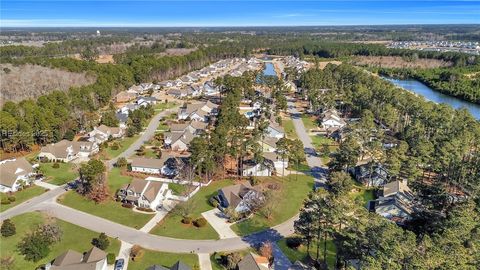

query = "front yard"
[
  {"left": 38, "top": 162, "right": 79, "bottom": 185},
  {"left": 277, "top": 236, "right": 337, "bottom": 269},
  {"left": 310, "top": 135, "right": 338, "bottom": 165},
  {"left": 0, "top": 186, "right": 46, "bottom": 212},
  {"left": 230, "top": 174, "right": 314, "bottom": 236},
  {"left": 301, "top": 115, "right": 318, "bottom": 131},
  {"left": 150, "top": 179, "right": 235, "bottom": 239},
  {"left": 127, "top": 249, "right": 198, "bottom": 270},
  {"left": 0, "top": 212, "right": 120, "bottom": 270},
  {"left": 104, "top": 134, "right": 141, "bottom": 159},
  {"left": 282, "top": 118, "right": 299, "bottom": 139},
  {"left": 58, "top": 191, "right": 153, "bottom": 229}
]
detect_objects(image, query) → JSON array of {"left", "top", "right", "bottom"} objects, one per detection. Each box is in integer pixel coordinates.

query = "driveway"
[
  {"left": 272, "top": 242, "right": 293, "bottom": 270},
  {"left": 202, "top": 209, "right": 238, "bottom": 239}
]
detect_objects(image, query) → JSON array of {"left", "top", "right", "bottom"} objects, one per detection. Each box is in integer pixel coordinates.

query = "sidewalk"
[
  {"left": 34, "top": 180, "right": 60, "bottom": 190},
  {"left": 198, "top": 253, "right": 213, "bottom": 270},
  {"left": 139, "top": 200, "right": 178, "bottom": 233}
]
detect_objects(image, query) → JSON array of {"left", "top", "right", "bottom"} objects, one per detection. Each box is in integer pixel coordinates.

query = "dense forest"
[{"left": 298, "top": 64, "right": 480, "bottom": 269}]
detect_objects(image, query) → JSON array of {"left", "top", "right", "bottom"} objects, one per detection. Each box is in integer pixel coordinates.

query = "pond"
[{"left": 382, "top": 76, "right": 480, "bottom": 120}]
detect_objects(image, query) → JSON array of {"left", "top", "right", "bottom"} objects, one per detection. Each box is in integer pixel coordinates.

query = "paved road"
[
  {"left": 107, "top": 106, "right": 179, "bottom": 169},
  {"left": 287, "top": 100, "right": 328, "bottom": 184}
]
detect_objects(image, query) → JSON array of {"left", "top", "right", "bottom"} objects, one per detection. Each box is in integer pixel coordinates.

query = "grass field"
[
  {"left": 38, "top": 162, "right": 79, "bottom": 185},
  {"left": 153, "top": 102, "right": 177, "bottom": 112},
  {"left": 350, "top": 184, "right": 375, "bottom": 207},
  {"left": 107, "top": 167, "right": 133, "bottom": 195},
  {"left": 150, "top": 179, "right": 235, "bottom": 239},
  {"left": 277, "top": 236, "right": 337, "bottom": 269},
  {"left": 127, "top": 249, "right": 198, "bottom": 270},
  {"left": 301, "top": 115, "right": 318, "bottom": 131},
  {"left": 105, "top": 135, "right": 140, "bottom": 159},
  {"left": 58, "top": 191, "right": 152, "bottom": 229},
  {"left": 282, "top": 118, "right": 299, "bottom": 139},
  {"left": 0, "top": 186, "right": 46, "bottom": 212},
  {"left": 0, "top": 212, "right": 120, "bottom": 270},
  {"left": 231, "top": 174, "right": 314, "bottom": 236},
  {"left": 310, "top": 135, "right": 338, "bottom": 165}
]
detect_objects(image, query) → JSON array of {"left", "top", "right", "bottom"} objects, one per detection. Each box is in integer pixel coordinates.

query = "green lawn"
[
  {"left": 231, "top": 174, "right": 314, "bottom": 236},
  {"left": 350, "top": 185, "right": 375, "bottom": 207},
  {"left": 282, "top": 119, "right": 299, "bottom": 139},
  {"left": 107, "top": 167, "right": 133, "bottom": 195},
  {"left": 153, "top": 102, "right": 177, "bottom": 112},
  {"left": 301, "top": 115, "right": 318, "bottom": 131},
  {"left": 277, "top": 236, "right": 337, "bottom": 269},
  {"left": 127, "top": 249, "right": 198, "bottom": 270},
  {"left": 310, "top": 135, "right": 338, "bottom": 165},
  {"left": 0, "top": 186, "right": 46, "bottom": 212},
  {"left": 150, "top": 179, "right": 235, "bottom": 239},
  {"left": 210, "top": 249, "right": 253, "bottom": 270},
  {"left": 105, "top": 135, "right": 140, "bottom": 159},
  {"left": 58, "top": 191, "right": 152, "bottom": 229},
  {"left": 38, "top": 162, "right": 79, "bottom": 185},
  {"left": 1, "top": 212, "right": 120, "bottom": 270},
  {"left": 169, "top": 183, "right": 188, "bottom": 196}
]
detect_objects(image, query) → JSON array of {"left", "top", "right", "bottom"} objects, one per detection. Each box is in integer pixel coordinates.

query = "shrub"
[
  {"left": 106, "top": 253, "right": 116, "bottom": 264},
  {"left": 92, "top": 232, "right": 110, "bottom": 250},
  {"left": 52, "top": 163, "right": 60, "bottom": 169},
  {"left": 181, "top": 216, "right": 192, "bottom": 224},
  {"left": 136, "top": 207, "right": 154, "bottom": 213},
  {"left": 130, "top": 245, "right": 144, "bottom": 261},
  {"left": 110, "top": 144, "right": 119, "bottom": 150},
  {"left": 1, "top": 219, "right": 16, "bottom": 237},
  {"left": 286, "top": 237, "right": 303, "bottom": 249},
  {"left": 116, "top": 157, "right": 128, "bottom": 168},
  {"left": 122, "top": 203, "right": 134, "bottom": 209},
  {"left": 250, "top": 176, "right": 259, "bottom": 186},
  {"left": 7, "top": 196, "right": 15, "bottom": 202},
  {"left": 0, "top": 198, "right": 11, "bottom": 205},
  {"left": 194, "top": 217, "right": 207, "bottom": 227},
  {"left": 209, "top": 196, "right": 219, "bottom": 207}
]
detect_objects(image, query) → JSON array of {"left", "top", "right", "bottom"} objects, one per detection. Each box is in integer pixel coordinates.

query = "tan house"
[
  {"left": 117, "top": 179, "right": 168, "bottom": 210},
  {"left": 88, "top": 125, "right": 124, "bottom": 144},
  {"left": 48, "top": 246, "right": 107, "bottom": 270},
  {"left": 0, "top": 157, "right": 35, "bottom": 193},
  {"left": 115, "top": 90, "right": 137, "bottom": 103}
]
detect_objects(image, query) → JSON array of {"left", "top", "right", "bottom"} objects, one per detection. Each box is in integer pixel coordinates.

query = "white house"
[
  {"left": 117, "top": 179, "right": 168, "bottom": 210},
  {"left": 266, "top": 121, "right": 285, "bottom": 139},
  {"left": 242, "top": 160, "right": 273, "bottom": 177},
  {"left": 38, "top": 140, "right": 99, "bottom": 163},
  {"left": 136, "top": 96, "right": 157, "bottom": 107},
  {"left": 88, "top": 125, "right": 124, "bottom": 144},
  {"left": 164, "top": 131, "right": 194, "bottom": 151},
  {"left": 131, "top": 158, "right": 164, "bottom": 174},
  {"left": 321, "top": 109, "right": 346, "bottom": 130},
  {"left": 0, "top": 158, "right": 35, "bottom": 193},
  {"left": 263, "top": 152, "right": 289, "bottom": 176},
  {"left": 48, "top": 247, "right": 107, "bottom": 270}
]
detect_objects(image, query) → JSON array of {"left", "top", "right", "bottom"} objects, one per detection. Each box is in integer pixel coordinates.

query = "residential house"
[
  {"left": 164, "top": 130, "right": 194, "bottom": 151},
  {"left": 47, "top": 246, "right": 107, "bottom": 270},
  {"left": 167, "top": 88, "right": 193, "bottom": 99},
  {"left": 263, "top": 152, "right": 289, "bottom": 175},
  {"left": 116, "top": 111, "right": 129, "bottom": 129},
  {"left": 0, "top": 158, "right": 35, "bottom": 193},
  {"left": 115, "top": 91, "right": 137, "bottom": 103},
  {"left": 266, "top": 121, "right": 285, "bottom": 139},
  {"left": 242, "top": 160, "right": 273, "bottom": 177},
  {"left": 177, "top": 101, "right": 218, "bottom": 121},
  {"left": 38, "top": 140, "right": 98, "bottom": 163},
  {"left": 117, "top": 179, "right": 168, "bottom": 210},
  {"left": 147, "top": 261, "right": 192, "bottom": 270},
  {"left": 374, "top": 179, "right": 417, "bottom": 225},
  {"left": 88, "top": 125, "right": 124, "bottom": 144},
  {"left": 352, "top": 163, "right": 389, "bottom": 187},
  {"left": 321, "top": 109, "right": 346, "bottom": 130},
  {"left": 118, "top": 103, "right": 138, "bottom": 115},
  {"left": 217, "top": 182, "right": 265, "bottom": 213},
  {"left": 237, "top": 253, "right": 270, "bottom": 270},
  {"left": 260, "top": 136, "right": 278, "bottom": 152},
  {"left": 128, "top": 85, "right": 144, "bottom": 94},
  {"left": 136, "top": 96, "right": 158, "bottom": 107},
  {"left": 204, "top": 81, "right": 219, "bottom": 96},
  {"left": 131, "top": 157, "right": 164, "bottom": 175}
]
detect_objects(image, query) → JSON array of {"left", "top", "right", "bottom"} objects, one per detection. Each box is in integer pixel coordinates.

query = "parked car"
[{"left": 115, "top": 259, "right": 125, "bottom": 270}]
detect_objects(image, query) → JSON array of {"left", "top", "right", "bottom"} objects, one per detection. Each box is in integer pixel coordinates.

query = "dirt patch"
[
  {"left": 0, "top": 63, "right": 96, "bottom": 105},
  {"left": 353, "top": 56, "right": 452, "bottom": 69},
  {"left": 316, "top": 61, "right": 342, "bottom": 69}
]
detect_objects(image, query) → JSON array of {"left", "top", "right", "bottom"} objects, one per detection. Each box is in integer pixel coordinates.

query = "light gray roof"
[
  {"left": 131, "top": 157, "right": 164, "bottom": 169},
  {"left": 0, "top": 157, "right": 33, "bottom": 188}
]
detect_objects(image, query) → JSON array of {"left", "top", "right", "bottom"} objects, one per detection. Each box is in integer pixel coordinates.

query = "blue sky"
[{"left": 1, "top": 1, "right": 479, "bottom": 27}]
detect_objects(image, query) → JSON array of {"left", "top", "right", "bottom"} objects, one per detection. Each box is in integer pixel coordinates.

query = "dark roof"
[
  {"left": 237, "top": 253, "right": 261, "bottom": 270},
  {"left": 146, "top": 265, "right": 170, "bottom": 270},
  {"left": 170, "top": 261, "right": 192, "bottom": 270}
]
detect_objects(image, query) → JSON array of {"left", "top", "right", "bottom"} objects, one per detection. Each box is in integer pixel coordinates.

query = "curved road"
[{"left": 0, "top": 98, "right": 324, "bottom": 255}]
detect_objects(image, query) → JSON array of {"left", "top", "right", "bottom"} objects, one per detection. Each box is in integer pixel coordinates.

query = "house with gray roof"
[
  {"left": 217, "top": 182, "right": 265, "bottom": 213},
  {"left": 237, "top": 253, "right": 270, "bottom": 270},
  {"left": 147, "top": 261, "right": 192, "bottom": 270},
  {"left": 131, "top": 157, "right": 164, "bottom": 175},
  {"left": 0, "top": 157, "right": 35, "bottom": 193},
  {"left": 117, "top": 178, "right": 168, "bottom": 210},
  {"left": 374, "top": 179, "right": 417, "bottom": 225},
  {"left": 38, "top": 140, "right": 98, "bottom": 163},
  {"left": 47, "top": 246, "right": 107, "bottom": 270}
]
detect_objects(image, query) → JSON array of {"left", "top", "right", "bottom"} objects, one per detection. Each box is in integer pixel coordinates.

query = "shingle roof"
[
  {"left": 237, "top": 253, "right": 261, "bottom": 270},
  {"left": 147, "top": 265, "right": 170, "bottom": 270},
  {"left": 131, "top": 158, "right": 164, "bottom": 169},
  {"left": 219, "top": 182, "right": 253, "bottom": 209},
  {"left": 0, "top": 157, "right": 33, "bottom": 188},
  {"left": 170, "top": 261, "right": 192, "bottom": 270}
]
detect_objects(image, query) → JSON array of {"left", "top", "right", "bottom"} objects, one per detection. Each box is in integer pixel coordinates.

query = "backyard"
[
  {"left": 150, "top": 179, "right": 235, "bottom": 239},
  {"left": 0, "top": 186, "right": 46, "bottom": 212},
  {"left": 127, "top": 249, "right": 198, "bottom": 270},
  {"left": 0, "top": 212, "right": 120, "bottom": 270},
  {"left": 277, "top": 236, "right": 337, "bottom": 269},
  {"left": 230, "top": 174, "right": 314, "bottom": 236},
  {"left": 38, "top": 162, "right": 79, "bottom": 185}
]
